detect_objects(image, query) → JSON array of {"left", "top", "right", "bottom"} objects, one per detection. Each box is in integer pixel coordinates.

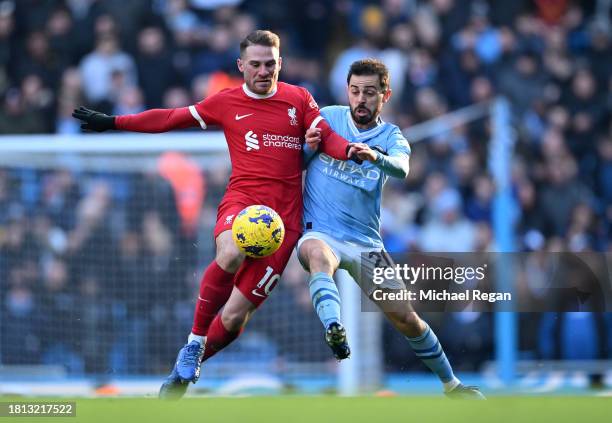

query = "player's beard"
[{"left": 350, "top": 104, "right": 377, "bottom": 126}]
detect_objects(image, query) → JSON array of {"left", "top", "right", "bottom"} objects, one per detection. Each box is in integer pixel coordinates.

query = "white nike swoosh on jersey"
[
  {"left": 251, "top": 289, "right": 266, "bottom": 298},
  {"left": 235, "top": 113, "right": 254, "bottom": 120},
  {"left": 198, "top": 296, "right": 211, "bottom": 303}
]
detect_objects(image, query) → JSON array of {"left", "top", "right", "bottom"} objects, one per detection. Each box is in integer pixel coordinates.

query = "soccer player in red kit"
[{"left": 73, "top": 30, "right": 365, "bottom": 399}]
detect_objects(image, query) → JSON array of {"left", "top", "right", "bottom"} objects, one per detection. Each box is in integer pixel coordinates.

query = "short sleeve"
[
  {"left": 189, "top": 91, "right": 227, "bottom": 129},
  {"left": 300, "top": 87, "right": 323, "bottom": 130},
  {"left": 388, "top": 128, "right": 411, "bottom": 156}
]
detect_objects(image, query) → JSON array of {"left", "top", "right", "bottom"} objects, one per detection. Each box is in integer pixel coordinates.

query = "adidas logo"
[{"left": 245, "top": 130, "right": 259, "bottom": 151}]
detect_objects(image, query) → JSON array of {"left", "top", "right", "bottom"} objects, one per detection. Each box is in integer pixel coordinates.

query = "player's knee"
[
  {"left": 215, "top": 240, "right": 245, "bottom": 273},
  {"left": 307, "top": 247, "right": 336, "bottom": 274}
]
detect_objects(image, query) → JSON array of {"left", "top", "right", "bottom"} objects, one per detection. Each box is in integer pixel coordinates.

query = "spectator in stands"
[
  {"left": 112, "top": 85, "right": 146, "bottom": 116},
  {"left": 191, "top": 24, "right": 237, "bottom": 76},
  {"left": 16, "top": 30, "right": 66, "bottom": 91},
  {"left": 20, "top": 74, "right": 54, "bottom": 132},
  {"left": 127, "top": 172, "right": 180, "bottom": 236},
  {"left": 1, "top": 268, "right": 41, "bottom": 365},
  {"left": 0, "top": 88, "right": 47, "bottom": 133},
  {"left": 564, "top": 68, "right": 604, "bottom": 162},
  {"left": 420, "top": 187, "right": 477, "bottom": 252},
  {"left": 0, "top": 1, "right": 15, "bottom": 92},
  {"left": 0, "top": 170, "right": 13, "bottom": 225},
  {"left": 39, "top": 257, "right": 84, "bottom": 373},
  {"left": 46, "top": 7, "right": 78, "bottom": 67},
  {"left": 136, "top": 26, "right": 178, "bottom": 108},
  {"left": 440, "top": 312, "right": 493, "bottom": 371},
  {"left": 540, "top": 154, "right": 593, "bottom": 238},
  {"left": 162, "top": 0, "right": 204, "bottom": 48},
  {"left": 498, "top": 51, "right": 547, "bottom": 119},
  {"left": 56, "top": 68, "right": 84, "bottom": 134},
  {"left": 65, "top": 181, "right": 115, "bottom": 279},
  {"left": 566, "top": 202, "right": 600, "bottom": 251},
  {"left": 79, "top": 33, "right": 137, "bottom": 107},
  {"left": 39, "top": 170, "right": 80, "bottom": 231},
  {"left": 590, "top": 135, "right": 612, "bottom": 236},
  {"left": 516, "top": 178, "right": 547, "bottom": 249},
  {"left": 78, "top": 272, "right": 115, "bottom": 373},
  {"left": 465, "top": 173, "right": 494, "bottom": 223},
  {"left": 162, "top": 86, "right": 192, "bottom": 109},
  {"left": 111, "top": 231, "right": 150, "bottom": 373}
]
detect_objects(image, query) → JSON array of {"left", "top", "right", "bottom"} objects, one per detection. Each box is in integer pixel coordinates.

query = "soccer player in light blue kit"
[{"left": 298, "top": 59, "right": 484, "bottom": 399}]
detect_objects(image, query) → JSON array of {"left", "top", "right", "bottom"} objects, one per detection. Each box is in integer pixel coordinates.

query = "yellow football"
[{"left": 231, "top": 205, "right": 285, "bottom": 258}]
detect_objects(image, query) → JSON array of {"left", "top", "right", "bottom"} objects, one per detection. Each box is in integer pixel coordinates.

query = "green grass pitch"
[{"left": 1, "top": 396, "right": 610, "bottom": 423}]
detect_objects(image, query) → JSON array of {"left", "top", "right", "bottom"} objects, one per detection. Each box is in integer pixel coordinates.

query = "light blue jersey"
[{"left": 303, "top": 105, "right": 411, "bottom": 248}]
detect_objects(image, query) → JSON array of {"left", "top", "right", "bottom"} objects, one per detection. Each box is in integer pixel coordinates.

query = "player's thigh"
[
  {"left": 234, "top": 229, "right": 301, "bottom": 307},
  {"left": 343, "top": 247, "right": 404, "bottom": 296},
  {"left": 214, "top": 204, "right": 247, "bottom": 271},
  {"left": 297, "top": 239, "right": 340, "bottom": 274},
  {"left": 297, "top": 231, "right": 342, "bottom": 272}
]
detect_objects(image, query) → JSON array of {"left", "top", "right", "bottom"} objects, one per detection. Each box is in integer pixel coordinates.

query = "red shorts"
[
  {"left": 214, "top": 201, "right": 301, "bottom": 307},
  {"left": 232, "top": 229, "right": 300, "bottom": 306}
]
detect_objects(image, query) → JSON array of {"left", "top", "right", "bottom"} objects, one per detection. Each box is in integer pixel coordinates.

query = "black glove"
[
  {"left": 345, "top": 145, "right": 363, "bottom": 164},
  {"left": 72, "top": 107, "right": 116, "bottom": 132}
]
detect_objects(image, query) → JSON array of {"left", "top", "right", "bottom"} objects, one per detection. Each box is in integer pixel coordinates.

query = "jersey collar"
[
  {"left": 242, "top": 83, "right": 278, "bottom": 99},
  {"left": 346, "top": 109, "right": 386, "bottom": 141}
]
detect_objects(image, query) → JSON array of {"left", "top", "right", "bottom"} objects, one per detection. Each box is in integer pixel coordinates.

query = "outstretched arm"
[
  {"left": 72, "top": 106, "right": 199, "bottom": 133},
  {"left": 370, "top": 149, "right": 410, "bottom": 178},
  {"left": 116, "top": 107, "right": 198, "bottom": 132}
]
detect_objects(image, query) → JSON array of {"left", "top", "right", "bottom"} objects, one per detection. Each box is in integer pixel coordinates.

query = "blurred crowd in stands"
[{"left": 1, "top": 0, "right": 611, "bottom": 376}]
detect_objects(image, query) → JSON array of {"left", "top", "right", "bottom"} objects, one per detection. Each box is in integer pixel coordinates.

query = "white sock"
[
  {"left": 188, "top": 333, "right": 206, "bottom": 346},
  {"left": 443, "top": 377, "right": 461, "bottom": 392}
]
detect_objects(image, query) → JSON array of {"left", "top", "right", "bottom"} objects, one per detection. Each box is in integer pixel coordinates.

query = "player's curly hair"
[
  {"left": 347, "top": 59, "right": 390, "bottom": 92},
  {"left": 240, "top": 30, "right": 281, "bottom": 56}
]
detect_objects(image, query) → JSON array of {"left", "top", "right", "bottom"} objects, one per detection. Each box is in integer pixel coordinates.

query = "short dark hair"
[
  {"left": 347, "top": 59, "right": 390, "bottom": 92},
  {"left": 240, "top": 30, "right": 280, "bottom": 56}
]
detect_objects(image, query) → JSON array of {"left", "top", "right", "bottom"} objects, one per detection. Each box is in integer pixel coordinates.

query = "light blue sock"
[
  {"left": 406, "top": 323, "right": 459, "bottom": 389},
  {"left": 309, "top": 272, "right": 341, "bottom": 328}
]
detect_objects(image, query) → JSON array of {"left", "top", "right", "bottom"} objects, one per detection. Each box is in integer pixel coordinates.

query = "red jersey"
[{"left": 189, "top": 82, "right": 328, "bottom": 231}]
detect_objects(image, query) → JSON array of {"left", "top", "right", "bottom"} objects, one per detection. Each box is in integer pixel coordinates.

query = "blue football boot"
[
  {"left": 159, "top": 341, "right": 204, "bottom": 400},
  {"left": 175, "top": 340, "right": 204, "bottom": 382}
]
